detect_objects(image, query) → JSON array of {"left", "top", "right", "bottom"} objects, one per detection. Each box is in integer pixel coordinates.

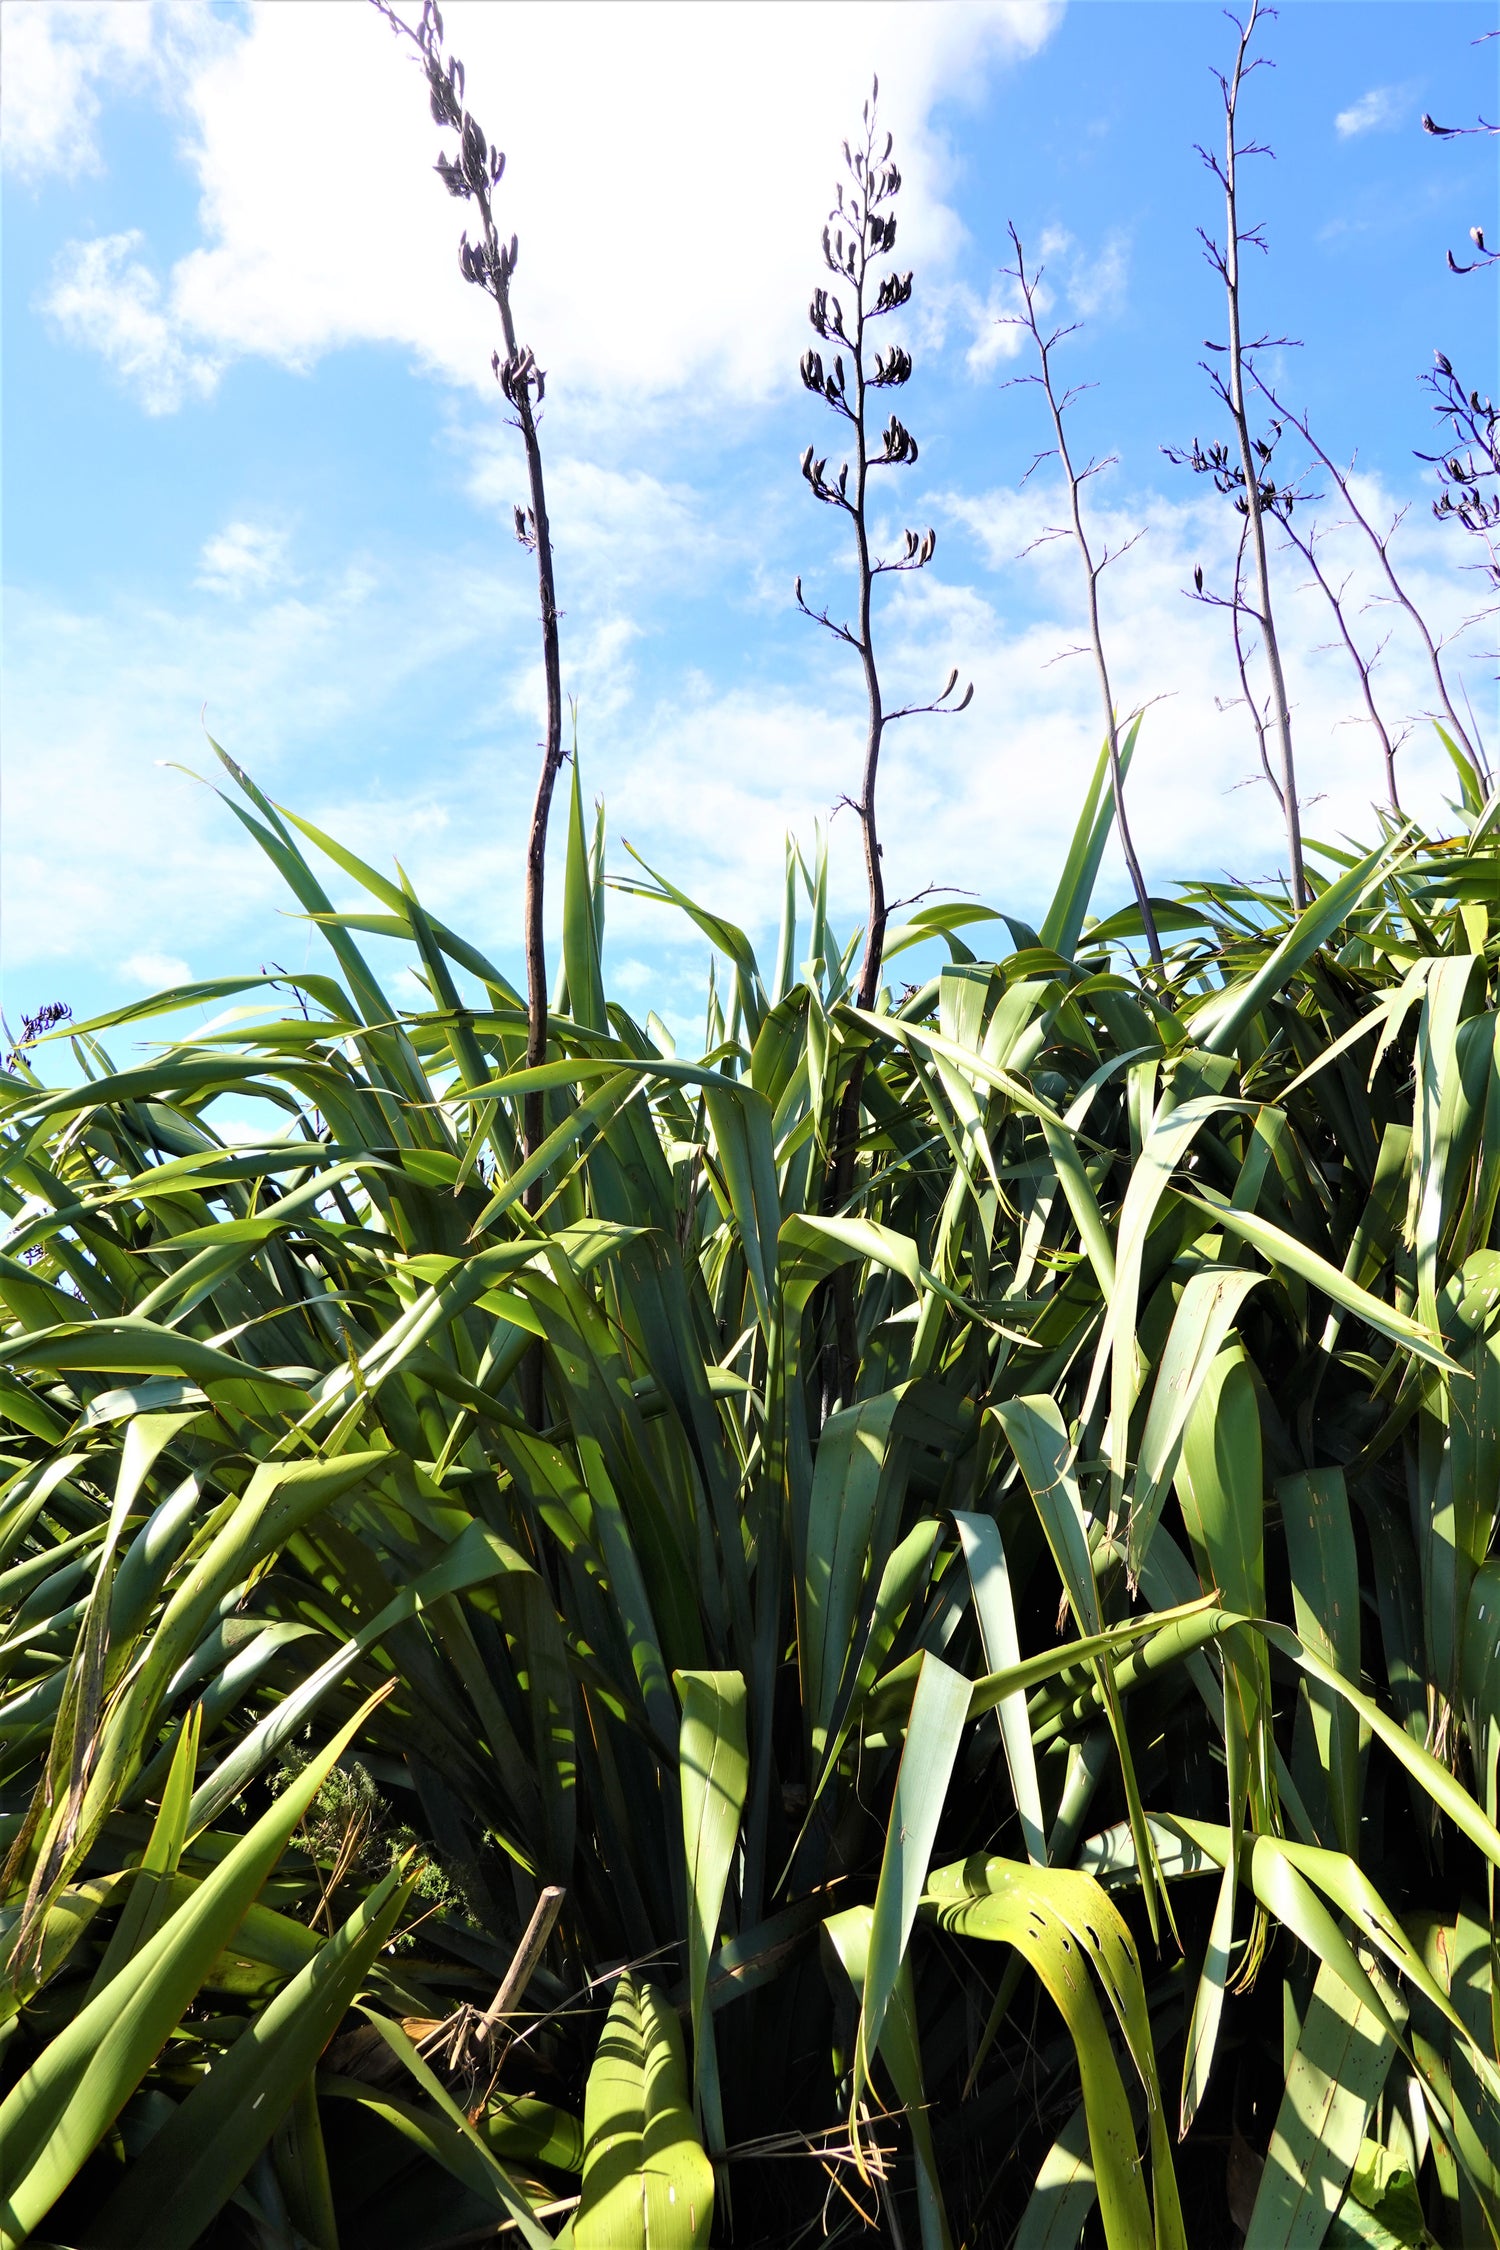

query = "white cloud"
[
  {"left": 42, "top": 232, "right": 222, "bottom": 414},
  {"left": 123, "top": 952, "right": 192, "bottom": 990},
  {"left": 1335, "top": 86, "right": 1410, "bottom": 139},
  {"left": 955, "top": 278, "right": 1030, "bottom": 377},
  {"left": 37, "top": 0, "right": 1060, "bottom": 413},
  {"left": 197, "top": 521, "right": 292, "bottom": 597},
  {"left": 0, "top": 549, "right": 532, "bottom": 987},
  {"left": 0, "top": 1, "right": 236, "bottom": 182},
  {"left": 3, "top": 2, "right": 157, "bottom": 181},
  {"left": 1066, "top": 228, "right": 1131, "bottom": 320}
]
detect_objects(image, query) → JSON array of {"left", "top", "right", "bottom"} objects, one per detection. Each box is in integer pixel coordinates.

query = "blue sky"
[{"left": 3, "top": 0, "right": 1496, "bottom": 1044}]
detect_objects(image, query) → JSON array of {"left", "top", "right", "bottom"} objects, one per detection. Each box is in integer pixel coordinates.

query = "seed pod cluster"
[
  {"left": 800, "top": 350, "right": 848, "bottom": 407},
  {"left": 497, "top": 346, "right": 545, "bottom": 408},
  {"left": 878, "top": 415, "right": 918, "bottom": 467}
]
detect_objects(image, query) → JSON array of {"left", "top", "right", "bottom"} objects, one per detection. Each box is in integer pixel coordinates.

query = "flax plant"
[
  {"left": 6, "top": 20, "right": 1500, "bottom": 2250},
  {"left": 4, "top": 754, "right": 1500, "bottom": 2247}
]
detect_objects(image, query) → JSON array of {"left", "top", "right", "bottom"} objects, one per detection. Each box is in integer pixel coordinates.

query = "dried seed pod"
[{"left": 461, "top": 114, "right": 487, "bottom": 191}]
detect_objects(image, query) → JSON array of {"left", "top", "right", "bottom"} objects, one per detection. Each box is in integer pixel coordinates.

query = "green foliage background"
[{"left": 1, "top": 729, "right": 1498, "bottom": 2247}]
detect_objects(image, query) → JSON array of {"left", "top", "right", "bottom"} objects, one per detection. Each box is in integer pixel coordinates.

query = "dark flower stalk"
[
  {"left": 795, "top": 83, "right": 970, "bottom": 1403},
  {"left": 796, "top": 86, "right": 970, "bottom": 1017},
  {"left": 373, "top": 0, "right": 563, "bottom": 1178},
  {"left": 1168, "top": 0, "right": 1306, "bottom": 906}
]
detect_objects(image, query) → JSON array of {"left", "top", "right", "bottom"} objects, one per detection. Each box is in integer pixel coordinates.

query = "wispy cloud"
[
  {"left": 122, "top": 951, "right": 191, "bottom": 989},
  {"left": 1, "top": 1, "right": 234, "bottom": 183},
  {"left": 197, "top": 522, "right": 293, "bottom": 598},
  {"left": 42, "top": 233, "right": 221, "bottom": 414},
  {"left": 0, "top": 547, "right": 530, "bottom": 988},
  {"left": 1066, "top": 228, "right": 1131, "bottom": 319},
  {"left": 1335, "top": 85, "right": 1411, "bottom": 139},
  {"left": 941, "top": 276, "right": 1028, "bottom": 376}
]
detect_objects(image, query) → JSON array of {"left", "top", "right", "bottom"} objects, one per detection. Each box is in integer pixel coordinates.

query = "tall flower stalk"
[
  {"left": 1004, "top": 227, "right": 1161, "bottom": 964},
  {"left": 374, "top": 0, "right": 563, "bottom": 1175},
  {"left": 1169, "top": 0, "right": 1306, "bottom": 906},
  {"left": 796, "top": 85, "right": 970, "bottom": 1400}
]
